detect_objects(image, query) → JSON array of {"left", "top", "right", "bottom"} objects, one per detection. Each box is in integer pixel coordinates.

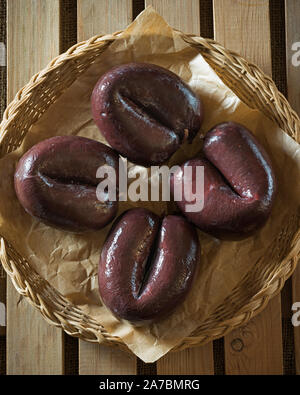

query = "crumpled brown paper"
[{"left": 0, "top": 8, "right": 299, "bottom": 363}]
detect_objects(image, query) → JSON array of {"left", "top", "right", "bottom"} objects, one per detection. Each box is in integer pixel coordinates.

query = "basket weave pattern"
[{"left": 0, "top": 31, "right": 299, "bottom": 353}]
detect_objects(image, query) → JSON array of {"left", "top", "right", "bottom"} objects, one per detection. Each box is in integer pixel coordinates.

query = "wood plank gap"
[
  {"left": 269, "top": 0, "right": 287, "bottom": 96},
  {"left": 64, "top": 332, "right": 79, "bottom": 375},
  {"left": 213, "top": 338, "right": 225, "bottom": 375},
  {"left": 60, "top": 0, "right": 78, "bottom": 52},
  {"left": 133, "top": 0, "right": 145, "bottom": 19},
  {"left": 0, "top": 0, "right": 7, "bottom": 375},
  {"left": 59, "top": 0, "right": 80, "bottom": 375},
  {"left": 0, "top": 336, "right": 5, "bottom": 375},
  {"left": 0, "top": 0, "right": 6, "bottom": 351},
  {"left": 0, "top": 0, "right": 6, "bottom": 120},
  {"left": 137, "top": 358, "right": 157, "bottom": 375},
  {"left": 280, "top": 278, "right": 296, "bottom": 375},
  {"left": 200, "top": 0, "right": 213, "bottom": 38}
]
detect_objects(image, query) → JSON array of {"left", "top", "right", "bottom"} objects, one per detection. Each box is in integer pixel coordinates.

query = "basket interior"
[{"left": 0, "top": 32, "right": 299, "bottom": 352}]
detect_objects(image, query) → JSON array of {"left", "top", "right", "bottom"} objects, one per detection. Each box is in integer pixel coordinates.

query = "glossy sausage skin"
[
  {"left": 98, "top": 208, "right": 200, "bottom": 323},
  {"left": 171, "top": 122, "right": 277, "bottom": 239},
  {"left": 14, "top": 136, "right": 119, "bottom": 232},
  {"left": 91, "top": 62, "right": 203, "bottom": 166}
]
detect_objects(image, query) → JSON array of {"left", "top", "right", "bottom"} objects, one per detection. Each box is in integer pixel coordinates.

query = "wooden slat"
[
  {"left": 285, "top": 0, "right": 300, "bottom": 375},
  {"left": 77, "top": 0, "right": 136, "bottom": 375},
  {"left": 213, "top": 0, "right": 283, "bottom": 375},
  {"left": 79, "top": 342, "right": 136, "bottom": 375},
  {"left": 224, "top": 298, "right": 283, "bottom": 374},
  {"left": 156, "top": 343, "right": 214, "bottom": 375},
  {"left": 146, "top": 0, "right": 200, "bottom": 33},
  {"left": 77, "top": 0, "right": 132, "bottom": 39},
  {"left": 286, "top": 0, "right": 300, "bottom": 115},
  {"left": 145, "top": 0, "right": 214, "bottom": 375},
  {"left": 6, "top": 0, "right": 64, "bottom": 374},
  {"left": 213, "top": 0, "right": 272, "bottom": 75}
]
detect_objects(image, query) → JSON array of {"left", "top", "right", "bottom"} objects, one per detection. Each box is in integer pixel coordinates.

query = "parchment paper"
[{"left": 0, "top": 7, "right": 299, "bottom": 362}]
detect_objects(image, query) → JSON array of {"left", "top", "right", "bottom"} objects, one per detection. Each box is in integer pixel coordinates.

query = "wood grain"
[
  {"left": 213, "top": 0, "right": 283, "bottom": 374},
  {"left": 77, "top": 0, "right": 136, "bottom": 374},
  {"left": 6, "top": 0, "right": 64, "bottom": 375},
  {"left": 156, "top": 343, "right": 214, "bottom": 375},
  {"left": 78, "top": 0, "right": 132, "bottom": 39},
  {"left": 213, "top": 0, "right": 272, "bottom": 75},
  {"left": 285, "top": 0, "right": 300, "bottom": 375},
  {"left": 145, "top": 0, "right": 214, "bottom": 375},
  {"left": 79, "top": 343, "right": 136, "bottom": 375},
  {"left": 146, "top": 0, "right": 200, "bottom": 34},
  {"left": 286, "top": 0, "right": 300, "bottom": 115},
  {"left": 224, "top": 298, "right": 283, "bottom": 374}
]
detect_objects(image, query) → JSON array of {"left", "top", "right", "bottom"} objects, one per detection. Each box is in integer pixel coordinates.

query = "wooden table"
[{"left": 0, "top": 0, "right": 299, "bottom": 375}]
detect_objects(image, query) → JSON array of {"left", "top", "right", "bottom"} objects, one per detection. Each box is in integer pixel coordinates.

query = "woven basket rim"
[{"left": 0, "top": 28, "right": 299, "bottom": 354}]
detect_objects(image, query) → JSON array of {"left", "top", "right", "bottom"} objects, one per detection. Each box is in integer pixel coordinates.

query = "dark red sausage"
[
  {"left": 14, "top": 135, "right": 119, "bottom": 232},
  {"left": 171, "top": 122, "right": 276, "bottom": 239},
  {"left": 98, "top": 208, "right": 200, "bottom": 323},
  {"left": 91, "top": 62, "right": 203, "bottom": 166}
]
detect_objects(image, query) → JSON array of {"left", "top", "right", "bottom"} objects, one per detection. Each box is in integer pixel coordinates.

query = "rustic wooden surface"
[
  {"left": 145, "top": 0, "right": 214, "bottom": 375},
  {"left": 6, "top": 0, "right": 64, "bottom": 375},
  {"left": 0, "top": 0, "right": 299, "bottom": 375},
  {"left": 285, "top": 0, "right": 300, "bottom": 375},
  {"left": 214, "top": 0, "right": 283, "bottom": 375},
  {"left": 77, "top": 0, "right": 136, "bottom": 375}
]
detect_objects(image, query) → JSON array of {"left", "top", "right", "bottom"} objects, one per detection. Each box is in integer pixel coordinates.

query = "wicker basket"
[{"left": 0, "top": 29, "right": 299, "bottom": 354}]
